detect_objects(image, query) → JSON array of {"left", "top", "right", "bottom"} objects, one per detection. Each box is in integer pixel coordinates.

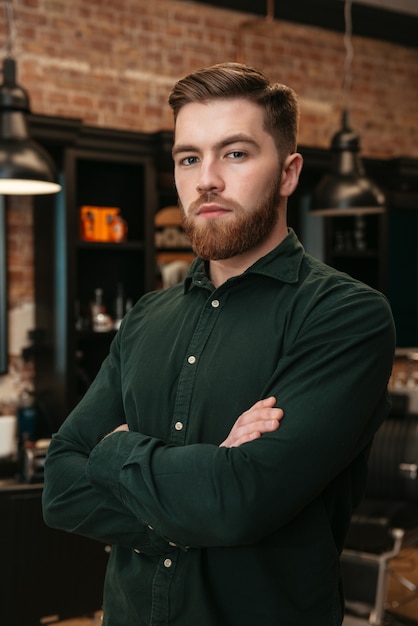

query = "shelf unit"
[
  {"left": 33, "top": 121, "right": 157, "bottom": 431},
  {"left": 69, "top": 149, "right": 154, "bottom": 405}
]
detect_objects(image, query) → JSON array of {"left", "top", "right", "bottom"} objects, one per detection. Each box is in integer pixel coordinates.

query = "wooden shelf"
[{"left": 76, "top": 240, "right": 145, "bottom": 251}]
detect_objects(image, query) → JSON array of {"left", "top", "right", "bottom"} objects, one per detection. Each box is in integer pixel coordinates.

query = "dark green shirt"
[{"left": 43, "top": 229, "right": 395, "bottom": 626}]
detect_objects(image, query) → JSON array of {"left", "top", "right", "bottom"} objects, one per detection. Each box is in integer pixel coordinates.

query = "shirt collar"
[{"left": 184, "top": 228, "right": 304, "bottom": 293}]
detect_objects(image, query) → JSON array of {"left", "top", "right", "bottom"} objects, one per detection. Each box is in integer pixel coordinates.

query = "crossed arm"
[
  {"left": 43, "top": 284, "right": 395, "bottom": 551},
  {"left": 110, "top": 396, "right": 283, "bottom": 447},
  {"left": 43, "top": 391, "right": 284, "bottom": 550}
]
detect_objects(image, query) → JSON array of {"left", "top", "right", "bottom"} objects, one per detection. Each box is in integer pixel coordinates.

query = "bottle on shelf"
[
  {"left": 113, "top": 283, "right": 125, "bottom": 330},
  {"left": 90, "top": 288, "right": 113, "bottom": 332}
]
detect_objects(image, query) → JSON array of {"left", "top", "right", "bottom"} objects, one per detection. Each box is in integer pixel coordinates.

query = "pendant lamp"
[
  {"left": 0, "top": 0, "right": 61, "bottom": 195},
  {"left": 311, "top": 0, "right": 385, "bottom": 216}
]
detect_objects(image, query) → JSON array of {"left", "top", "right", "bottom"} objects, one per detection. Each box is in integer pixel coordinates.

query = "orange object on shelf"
[
  {"left": 80, "top": 206, "right": 127, "bottom": 242},
  {"left": 108, "top": 214, "right": 128, "bottom": 242}
]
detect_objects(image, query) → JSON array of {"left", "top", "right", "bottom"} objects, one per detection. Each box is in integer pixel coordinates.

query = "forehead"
[{"left": 174, "top": 98, "right": 268, "bottom": 146}]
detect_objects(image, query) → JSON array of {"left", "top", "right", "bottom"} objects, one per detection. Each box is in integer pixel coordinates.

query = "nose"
[{"left": 196, "top": 158, "right": 224, "bottom": 194}]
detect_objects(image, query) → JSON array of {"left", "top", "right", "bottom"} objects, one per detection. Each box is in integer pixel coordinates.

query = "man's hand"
[
  {"left": 105, "top": 399, "right": 283, "bottom": 449},
  {"left": 219, "top": 396, "right": 283, "bottom": 448},
  {"left": 111, "top": 423, "right": 130, "bottom": 434},
  {"left": 102, "top": 423, "right": 129, "bottom": 440}
]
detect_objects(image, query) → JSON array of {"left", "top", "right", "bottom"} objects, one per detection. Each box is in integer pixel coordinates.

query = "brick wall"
[
  {"left": 2, "top": 0, "right": 417, "bottom": 155},
  {"left": 7, "top": 197, "right": 33, "bottom": 309},
  {"left": 1, "top": 0, "right": 418, "bottom": 383}
]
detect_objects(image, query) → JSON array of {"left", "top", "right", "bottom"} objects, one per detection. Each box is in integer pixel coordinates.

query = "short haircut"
[{"left": 168, "top": 62, "right": 299, "bottom": 157}]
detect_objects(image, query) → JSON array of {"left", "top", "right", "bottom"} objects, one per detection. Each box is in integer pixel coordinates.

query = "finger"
[
  {"left": 220, "top": 418, "right": 281, "bottom": 448},
  {"left": 240, "top": 396, "right": 280, "bottom": 419},
  {"left": 238, "top": 406, "right": 284, "bottom": 426},
  {"left": 223, "top": 430, "right": 262, "bottom": 448},
  {"left": 247, "top": 396, "right": 277, "bottom": 411},
  {"left": 113, "top": 423, "right": 129, "bottom": 434},
  {"left": 102, "top": 423, "right": 129, "bottom": 440}
]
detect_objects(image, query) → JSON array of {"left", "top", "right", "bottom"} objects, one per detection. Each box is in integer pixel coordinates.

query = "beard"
[{"left": 179, "top": 175, "right": 282, "bottom": 261}]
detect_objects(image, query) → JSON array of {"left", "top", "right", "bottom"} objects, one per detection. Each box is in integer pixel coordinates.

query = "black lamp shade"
[
  {"left": 311, "top": 110, "right": 385, "bottom": 216},
  {"left": 0, "top": 58, "right": 61, "bottom": 195}
]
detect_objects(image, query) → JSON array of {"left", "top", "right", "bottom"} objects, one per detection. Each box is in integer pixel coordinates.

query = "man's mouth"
[{"left": 196, "top": 203, "right": 232, "bottom": 220}]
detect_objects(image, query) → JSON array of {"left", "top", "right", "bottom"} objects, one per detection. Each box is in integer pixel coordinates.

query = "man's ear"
[{"left": 280, "top": 153, "right": 303, "bottom": 197}]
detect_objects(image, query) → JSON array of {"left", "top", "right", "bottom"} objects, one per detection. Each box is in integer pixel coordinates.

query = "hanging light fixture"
[
  {"left": 311, "top": 0, "right": 385, "bottom": 216},
  {"left": 0, "top": 0, "right": 61, "bottom": 195}
]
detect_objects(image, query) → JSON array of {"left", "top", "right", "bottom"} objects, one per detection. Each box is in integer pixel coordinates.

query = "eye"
[
  {"left": 227, "top": 150, "right": 245, "bottom": 160},
  {"left": 179, "top": 155, "right": 199, "bottom": 166}
]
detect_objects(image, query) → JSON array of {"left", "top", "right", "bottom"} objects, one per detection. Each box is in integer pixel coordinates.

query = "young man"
[{"left": 43, "top": 63, "right": 395, "bottom": 625}]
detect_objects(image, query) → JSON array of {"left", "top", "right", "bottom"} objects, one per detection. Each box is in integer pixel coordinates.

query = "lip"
[{"left": 196, "top": 203, "right": 232, "bottom": 219}]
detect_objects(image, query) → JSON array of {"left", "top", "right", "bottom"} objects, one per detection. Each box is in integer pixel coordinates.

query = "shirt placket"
[
  {"left": 169, "top": 292, "right": 222, "bottom": 445},
  {"left": 149, "top": 288, "right": 223, "bottom": 624},
  {"left": 149, "top": 552, "right": 178, "bottom": 625}
]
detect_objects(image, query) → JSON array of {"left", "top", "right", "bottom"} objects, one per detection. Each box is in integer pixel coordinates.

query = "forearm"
[
  {"left": 42, "top": 433, "right": 176, "bottom": 554},
  {"left": 86, "top": 430, "right": 258, "bottom": 548}
]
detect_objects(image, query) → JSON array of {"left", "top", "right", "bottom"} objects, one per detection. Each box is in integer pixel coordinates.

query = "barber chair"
[{"left": 342, "top": 392, "right": 418, "bottom": 626}]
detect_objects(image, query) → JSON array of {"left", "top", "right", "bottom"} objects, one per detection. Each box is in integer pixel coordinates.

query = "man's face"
[{"left": 172, "top": 98, "right": 282, "bottom": 260}]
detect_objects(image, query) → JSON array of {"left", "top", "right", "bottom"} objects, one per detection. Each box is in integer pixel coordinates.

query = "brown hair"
[{"left": 168, "top": 62, "right": 299, "bottom": 157}]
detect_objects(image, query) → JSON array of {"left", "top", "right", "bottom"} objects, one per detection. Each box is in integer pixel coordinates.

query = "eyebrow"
[{"left": 172, "top": 133, "right": 258, "bottom": 159}]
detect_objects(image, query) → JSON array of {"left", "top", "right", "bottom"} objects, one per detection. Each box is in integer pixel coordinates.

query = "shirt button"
[
  {"left": 174, "top": 421, "right": 183, "bottom": 431},
  {"left": 164, "top": 558, "right": 173, "bottom": 568},
  {"left": 134, "top": 548, "right": 141, "bottom": 554},
  {"left": 147, "top": 524, "right": 154, "bottom": 531},
  {"left": 187, "top": 355, "right": 196, "bottom": 364},
  {"left": 211, "top": 299, "right": 220, "bottom": 308},
  {"left": 168, "top": 541, "right": 177, "bottom": 547}
]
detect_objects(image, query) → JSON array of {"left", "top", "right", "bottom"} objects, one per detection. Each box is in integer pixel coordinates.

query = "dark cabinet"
[
  {"left": 323, "top": 212, "right": 387, "bottom": 293},
  {"left": 0, "top": 481, "right": 107, "bottom": 626},
  {"left": 386, "top": 158, "right": 418, "bottom": 347}
]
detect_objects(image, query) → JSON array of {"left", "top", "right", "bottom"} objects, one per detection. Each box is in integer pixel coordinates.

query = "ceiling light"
[
  {"left": 0, "top": 0, "right": 61, "bottom": 195},
  {"left": 311, "top": 0, "right": 385, "bottom": 216}
]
